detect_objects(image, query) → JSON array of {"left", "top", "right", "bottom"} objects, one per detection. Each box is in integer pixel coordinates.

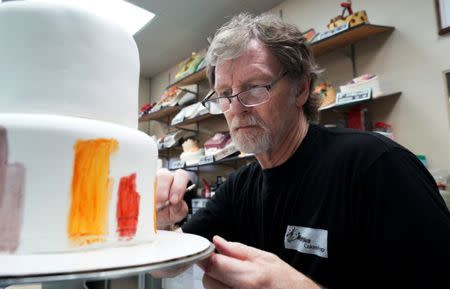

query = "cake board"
[{"left": 0, "top": 231, "right": 214, "bottom": 288}]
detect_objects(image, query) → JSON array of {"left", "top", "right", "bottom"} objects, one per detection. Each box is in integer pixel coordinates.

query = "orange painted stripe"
[
  {"left": 116, "top": 173, "right": 140, "bottom": 239},
  {"left": 68, "top": 139, "right": 118, "bottom": 246}
]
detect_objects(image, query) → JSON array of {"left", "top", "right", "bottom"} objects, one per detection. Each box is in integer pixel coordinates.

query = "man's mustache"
[{"left": 230, "top": 115, "right": 264, "bottom": 131}]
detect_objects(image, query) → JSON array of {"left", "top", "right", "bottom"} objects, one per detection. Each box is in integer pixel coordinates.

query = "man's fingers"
[
  {"left": 206, "top": 237, "right": 271, "bottom": 287},
  {"left": 155, "top": 168, "right": 190, "bottom": 228},
  {"left": 202, "top": 273, "right": 232, "bottom": 289},
  {"left": 155, "top": 168, "right": 189, "bottom": 207},
  {"left": 168, "top": 199, "right": 189, "bottom": 223},
  {"left": 156, "top": 168, "right": 173, "bottom": 203},
  {"left": 205, "top": 252, "right": 250, "bottom": 287},
  {"left": 169, "top": 169, "right": 190, "bottom": 205},
  {"left": 213, "top": 235, "right": 256, "bottom": 260}
]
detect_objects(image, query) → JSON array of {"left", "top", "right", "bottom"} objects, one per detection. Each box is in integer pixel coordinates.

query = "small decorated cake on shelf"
[
  {"left": 302, "top": 28, "right": 317, "bottom": 43},
  {"left": 161, "top": 130, "right": 196, "bottom": 149},
  {"left": 327, "top": 2, "right": 369, "bottom": 30},
  {"left": 180, "top": 139, "right": 204, "bottom": 166},
  {"left": 150, "top": 85, "right": 198, "bottom": 113},
  {"left": 203, "top": 133, "right": 238, "bottom": 160},
  {"left": 314, "top": 83, "right": 337, "bottom": 108},
  {"left": 170, "top": 102, "right": 209, "bottom": 125},
  {"left": 174, "top": 52, "right": 205, "bottom": 80},
  {"left": 339, "top": 74, "right": 382, "bottom": 97},
  {"left": 204, "top": 133, "right": 232, "bottom": 155},
  {"left": 0, "top": 1, "right": 157, "bottom": 254}
]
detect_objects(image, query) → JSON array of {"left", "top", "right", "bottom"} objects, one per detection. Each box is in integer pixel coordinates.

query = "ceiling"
[{"left": 129, "top": 0, "right": 285, "bottom": 78}]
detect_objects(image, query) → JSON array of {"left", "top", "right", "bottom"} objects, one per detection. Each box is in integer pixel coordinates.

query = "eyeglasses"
[{"left": 201, "top": 71, "right": 288, "bottom": 115}]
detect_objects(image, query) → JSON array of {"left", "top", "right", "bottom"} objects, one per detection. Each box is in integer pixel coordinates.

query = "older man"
[{"left": 156, "top": 13, "right": 449, "bottom": 289}]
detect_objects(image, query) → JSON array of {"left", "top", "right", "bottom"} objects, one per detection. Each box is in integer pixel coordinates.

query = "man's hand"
[
  {"left": 201, "top": 236, "right": 322, "bottom": 289},
  {"left": 156, "top": 168, "right": 190, "bottom": 229}
]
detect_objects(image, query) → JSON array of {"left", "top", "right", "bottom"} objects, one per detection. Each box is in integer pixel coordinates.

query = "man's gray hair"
[{"left": 205, "top": 13, "right": 322, "bottom": 121}]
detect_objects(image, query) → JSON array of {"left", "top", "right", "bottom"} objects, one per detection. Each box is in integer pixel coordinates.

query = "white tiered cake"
[{"left": 0, "top": 1, "right": 158, "bottom": 254}]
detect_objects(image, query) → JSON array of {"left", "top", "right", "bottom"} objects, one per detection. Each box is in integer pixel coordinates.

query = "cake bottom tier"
[{"left": 0, "top": 114, "right": 158, "bottom": 254}]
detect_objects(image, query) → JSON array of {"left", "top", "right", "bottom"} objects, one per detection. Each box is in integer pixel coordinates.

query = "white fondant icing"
[
  {"left": 0, "top": 114, "right": 157, "bottom": 254},
  {"left": 0, "top": 1, "right": 157, "bottom": 255},
  {"left": 0, "top": 1, "right": 139, "bottom": 128}
]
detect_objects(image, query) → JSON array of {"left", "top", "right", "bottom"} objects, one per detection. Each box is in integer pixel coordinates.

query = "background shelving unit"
[
  {"left": 310, "top": 23, "right": 395, "bottom": 77},
  {"left": 170, "top": 113, "right": 224, "bottom": 128},
  {"left": 158, "top": 146, "right": 183, "bottom": 159},
  {"left": 168, "top": 154, "right": 256, "bottom": 171},
  {"left": 319, "top": 91, "right": 402, "bottom": 111},
  {"left": 310, "top": 23, "right": 394, "bottom": 56},
  {"left": 139, "top": 106, "right": 183, "bottom": 123},
  {"left": 167, "top": 68, "right": 207, "bottom": 89},
  {"left": 141, "top": 22, "right": 400, "bottom": 186}
]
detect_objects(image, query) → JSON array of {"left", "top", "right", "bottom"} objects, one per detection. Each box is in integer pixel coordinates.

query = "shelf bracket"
[
  {"left": 350, "top": 43, "right": 357, "bottom": 78},
  {"left": 174, "top": 126, "right": 199, "bottom": 133}
]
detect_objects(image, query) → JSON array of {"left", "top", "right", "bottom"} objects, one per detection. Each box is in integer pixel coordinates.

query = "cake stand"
[{"left": 0, "top": 231, "right": 214, "bottom": 289}]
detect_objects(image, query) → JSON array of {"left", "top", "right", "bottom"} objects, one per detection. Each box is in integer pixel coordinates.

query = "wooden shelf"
[
  {"left": 162, "top": 24, "right": 393, "bottom": 90},
  {"left": 167, "top": 68, "right": 207, "bottom": 89},
  {"left": 158, "top": 146, "right": 183, "bottom": 158},
  {"left": 310, "top": 23, "right": 394, "bottom": 57},
  {"left": 171, "top": 113, "right": 224, "bottom": 128},
  {"left": 169, "top": 154, "right": 255, "bottom": 170},
  {"left": 139, "top": 106, "right": 183, "bottom": 122},
  {"left": 319, "top": 91, "right": 401, "bottom": 112},
  {"left": 199, "top": 154, "right": 255, "bottom": 168},
  {"left": 159, "top": 146, "right": 183, "bottom": 153}
]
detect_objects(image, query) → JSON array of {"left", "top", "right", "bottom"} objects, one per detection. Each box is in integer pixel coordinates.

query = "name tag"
[{"left": 284, "top": 225, "right": 328, "bottom": 258}]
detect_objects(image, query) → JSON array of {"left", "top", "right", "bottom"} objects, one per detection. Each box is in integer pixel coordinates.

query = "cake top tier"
[{"left": 0, "top": 1, "right": 140, "bottom": 128}]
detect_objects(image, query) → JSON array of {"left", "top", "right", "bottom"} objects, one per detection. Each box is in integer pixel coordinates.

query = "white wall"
[{"left": 148, "top": 0, "right": 450, "bottom": 172}]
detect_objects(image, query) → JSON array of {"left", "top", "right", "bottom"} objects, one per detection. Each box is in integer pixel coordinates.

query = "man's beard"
[{"left": 229, "top": 114, "right": 272, "bottom": 154}]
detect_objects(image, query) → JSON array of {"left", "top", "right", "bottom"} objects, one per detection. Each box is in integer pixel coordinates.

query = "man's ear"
[{"left": 295, "top": 77, "right": 310, "bottom": 108}]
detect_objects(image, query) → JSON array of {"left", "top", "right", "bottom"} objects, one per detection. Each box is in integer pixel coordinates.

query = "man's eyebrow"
[
  {"left": 241, "top": 71, "right": 273, "bottom": 83},
  {"left": 215, "top": 72, "right": 272, "bottom": 91}
]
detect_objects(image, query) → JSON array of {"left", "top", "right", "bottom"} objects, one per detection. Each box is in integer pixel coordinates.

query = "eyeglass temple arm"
[{"left": 201, "top": 90, "right": 216, "bottom": 105}]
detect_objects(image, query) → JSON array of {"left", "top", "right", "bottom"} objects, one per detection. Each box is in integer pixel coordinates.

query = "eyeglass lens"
[{"left": 210, "top": 86, "right": 270, "bottom": 113}]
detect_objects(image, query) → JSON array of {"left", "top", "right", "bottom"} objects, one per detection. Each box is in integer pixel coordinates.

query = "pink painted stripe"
[{"left": 0, "top": 127, "right": 25, "bottom": 253}]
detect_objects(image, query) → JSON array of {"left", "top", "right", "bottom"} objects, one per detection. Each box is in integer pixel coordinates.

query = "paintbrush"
[{"left": 156, "top": 183, "right": 196, "bottom": 212}]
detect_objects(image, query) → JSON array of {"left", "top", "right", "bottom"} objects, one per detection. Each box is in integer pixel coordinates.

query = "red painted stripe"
[{"left": 117, "top": 173, "right": 140, "bottom": 239}]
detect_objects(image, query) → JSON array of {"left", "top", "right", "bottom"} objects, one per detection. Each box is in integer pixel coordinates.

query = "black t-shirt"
[{"left": 182, "top": 124, "right": 450, "bottom": 289}]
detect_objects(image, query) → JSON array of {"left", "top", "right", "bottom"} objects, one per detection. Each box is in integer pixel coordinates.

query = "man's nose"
[{"left": 229, "top": 96, "right": 248, "bottom": 114}]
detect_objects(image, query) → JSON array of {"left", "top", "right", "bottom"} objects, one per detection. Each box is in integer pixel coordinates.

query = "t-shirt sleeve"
[
  {"left": 181, "top": 176, "right": 236, "bottom": 241},
  {"left": 355, "top": 147, "right": 449, "bottom": 289}
]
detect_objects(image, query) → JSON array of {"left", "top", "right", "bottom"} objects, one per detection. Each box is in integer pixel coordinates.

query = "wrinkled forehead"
[{"left": 214, "top": 40, "right": 282, "bottom": 89}]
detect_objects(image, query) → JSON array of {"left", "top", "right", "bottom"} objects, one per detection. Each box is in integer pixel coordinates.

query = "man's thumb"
[{"left": 213, "top": 235, "right": 260, "bottom": 261}]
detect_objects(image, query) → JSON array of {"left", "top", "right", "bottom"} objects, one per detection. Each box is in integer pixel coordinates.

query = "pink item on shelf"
[
  {"left": 344, "top": 74, "right": 375, "bottom": 85},
  {"left": 204, "top": 133, "right": 231, "bottom": 155}
]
